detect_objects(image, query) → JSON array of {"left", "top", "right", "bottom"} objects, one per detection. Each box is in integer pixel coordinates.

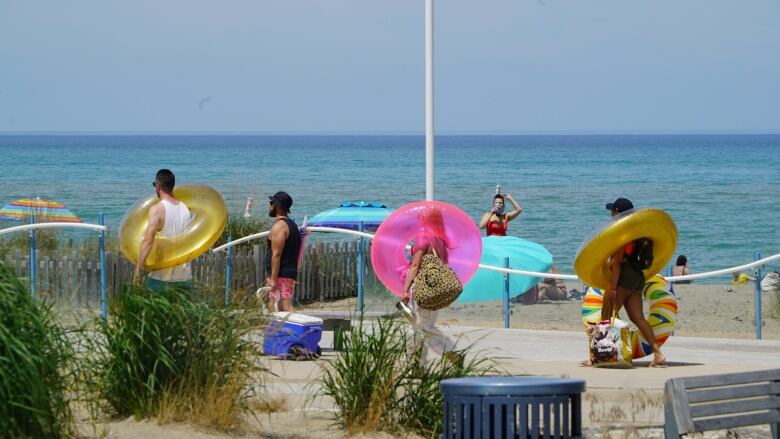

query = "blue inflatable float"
[{"left": 459, "top": 236, "right": 553, "bottom": 303}]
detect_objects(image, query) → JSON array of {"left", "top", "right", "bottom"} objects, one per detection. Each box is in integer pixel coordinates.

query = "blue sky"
[{"left": 1, "top": 0, "right": 779, "bottom": 134}]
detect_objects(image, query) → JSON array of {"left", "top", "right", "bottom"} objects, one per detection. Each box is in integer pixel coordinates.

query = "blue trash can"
[{"left": 441, "top": 376, "right": 586, "bottom": 439}]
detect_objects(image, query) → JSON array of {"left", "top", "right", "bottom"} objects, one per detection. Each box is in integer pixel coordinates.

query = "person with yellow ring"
[
  {"left": 583, "top": 198, "right": 666, "bottom": 367},
  {"left": 133, "top": 169, "right": 193, "bottom": 292}
]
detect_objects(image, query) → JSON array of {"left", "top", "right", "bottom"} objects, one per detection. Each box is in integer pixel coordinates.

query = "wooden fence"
[{"left": 1, "top": 240, "right": 375, "bottom": 307}]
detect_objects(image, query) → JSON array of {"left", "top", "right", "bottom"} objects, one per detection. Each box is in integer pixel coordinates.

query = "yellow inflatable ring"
[
  {"left": 574, "top": 208, "right": 677, "bottom": 291},
  {"left": 119, "top": 183, "right": 228, "bottom": 270},
  {"left": 582, "top": 275, "right": 678, "bottom": 359}
]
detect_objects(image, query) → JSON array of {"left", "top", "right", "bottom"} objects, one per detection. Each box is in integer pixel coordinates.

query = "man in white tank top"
[{"left": 133, "top": 169, "right": 193, "bottom": 292}]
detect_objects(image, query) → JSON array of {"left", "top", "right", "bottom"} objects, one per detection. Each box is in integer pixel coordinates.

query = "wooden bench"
[{"left": 664, "top": 368, "right": 780, "bottom": 438}]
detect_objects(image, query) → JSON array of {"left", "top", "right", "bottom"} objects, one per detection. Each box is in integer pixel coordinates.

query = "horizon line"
[{"left": 2, "top": 130, "right": 780, "bottom": 137}]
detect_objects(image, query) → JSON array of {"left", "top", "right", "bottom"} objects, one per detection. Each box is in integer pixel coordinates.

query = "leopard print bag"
[{"left": 413, "top": 253, "right": 463, "bottom": 311}]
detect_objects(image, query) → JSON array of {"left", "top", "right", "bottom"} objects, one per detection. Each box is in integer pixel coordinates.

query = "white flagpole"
[{"left": 425, "top": 0, "right": 435, "bottom": 201}]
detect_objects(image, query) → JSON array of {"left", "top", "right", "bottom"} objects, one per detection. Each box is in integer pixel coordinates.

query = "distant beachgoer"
[
  {"left": 401, "top": 208, "right": 459, "bottom": 365},
  {"left": 731, "top": 271, "right": 754, "bottom": 286},
  {"left": 479, "top": 193, "right": 522, "bottom": 236},
  {"left": 672, "top": 255, "right": 692, "bottom": 284},
  {"left": 243, "top": 196, "right": 255, "bottom": 218},
  {"left": 582, "top": 198, "right": 666, "bottom": 367},
  {"left": 134, "top": 169, "right": 193, "bottom": 292},
  {"left": 538, "top": 267, "right": 569, "bottom": 301},
  {"left": 266, "top": 191, "right": 302, "bottom": 312}
]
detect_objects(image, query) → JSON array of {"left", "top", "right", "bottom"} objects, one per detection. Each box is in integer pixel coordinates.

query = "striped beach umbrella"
[
  {"left": 307, "top": 202, "right": 393, "bottom": 231},
  {"left": 0, "top": 198, "right": 81, "bottom": 223}
]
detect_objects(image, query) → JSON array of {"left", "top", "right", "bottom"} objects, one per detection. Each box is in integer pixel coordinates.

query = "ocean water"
[{"left": 1, "top": 134, "right": 778, "bottom": 279}]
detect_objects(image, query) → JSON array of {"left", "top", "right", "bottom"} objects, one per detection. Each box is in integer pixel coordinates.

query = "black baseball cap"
[
  {"left": 605, "top": 197, "right": 634, "bottom": 213},
  {"left": 269, "top": 191, "right": 293, "bottom": 212}
]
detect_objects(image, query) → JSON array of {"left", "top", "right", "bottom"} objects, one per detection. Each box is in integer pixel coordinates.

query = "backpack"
[{"left": 628, "top": 238, "right": 654, "bottom": 271}]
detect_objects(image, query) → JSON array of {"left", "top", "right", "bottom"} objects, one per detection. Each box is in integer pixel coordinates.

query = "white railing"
[
  {"left": 214, "top": 226, "right": 778, "bottom": 283},
  {"left": 0, "top": 222, "right": 107, "bottom": 235}
]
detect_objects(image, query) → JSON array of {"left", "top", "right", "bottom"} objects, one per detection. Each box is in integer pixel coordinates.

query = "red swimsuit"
[{"left": 486, "top": 219, "right": 508, "bottom": 236}]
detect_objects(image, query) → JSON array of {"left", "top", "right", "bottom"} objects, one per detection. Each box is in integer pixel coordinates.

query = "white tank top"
[{"left": 149, "top": 199, "right": 193, "bottom": 282}]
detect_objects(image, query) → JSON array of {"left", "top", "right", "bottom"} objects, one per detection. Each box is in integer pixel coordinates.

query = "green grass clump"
[
  {"left": 0, "top": 260, "right": 75, "bottom": 439},
  {"left": 89, "top": 285, "right": 263, "bottom": 430},
  {"left": 0, "top": 227, "right": 59, "bottom": 253},
  {"left": 319, "top": 317, "right": 498, "bottom": 437}
]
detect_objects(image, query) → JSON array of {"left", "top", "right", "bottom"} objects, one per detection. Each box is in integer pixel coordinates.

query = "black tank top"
[{"left": 265, "top": 217, "right": 302, "bottom": 280}]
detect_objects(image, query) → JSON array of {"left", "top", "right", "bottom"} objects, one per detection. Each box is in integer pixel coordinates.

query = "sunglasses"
[{"left": 152, "top": 181, "right": 158, "bottom": 188}]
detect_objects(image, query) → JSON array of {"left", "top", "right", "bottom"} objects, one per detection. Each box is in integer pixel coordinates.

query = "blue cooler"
[{"left": 263, "top": 312, "right": 323, "bottom": 359}]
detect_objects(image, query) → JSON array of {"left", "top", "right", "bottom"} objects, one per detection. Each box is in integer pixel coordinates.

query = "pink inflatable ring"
[{"left": 370, "top": 201, "right": 482, "bottom": 299}]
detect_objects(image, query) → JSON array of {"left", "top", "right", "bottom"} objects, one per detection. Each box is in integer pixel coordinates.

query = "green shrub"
[
  {"left": 89, "top": 285, "right": 264, "bottom": 430},
  {"left": 0, "top": 228, "right": 59, "bottom": 253},
  {"left": 0, "top": 261, "right": 75, "bottom": 439},
  {"left": 319, "top": 317, "right": 498, "bottom": 437}
]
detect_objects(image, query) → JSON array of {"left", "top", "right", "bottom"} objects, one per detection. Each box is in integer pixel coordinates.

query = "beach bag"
[
  {"left": 628, "top": 238, "right": 654, "bottom": 271},
  {"left": 413, "top": 249, "right": 463, "bottom": 311},
  {"left": 761, "top": 272, "right": 780, "bottom": 293},
  {"left": 587, "top": 317, "right": 632, "bottom": 368}
]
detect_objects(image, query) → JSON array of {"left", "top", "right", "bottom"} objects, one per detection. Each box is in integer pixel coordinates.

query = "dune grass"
[
  {"left": 0, "top": 260, "right": 76, "bottom": 439},
  {"left": 86, "top": 285, "right": 265, "bottom": 431},
  {"left": 215, "top": 214, "right": 271, "bottom": 250},
  {"left": 319, "top": 317, "right": 498, "bottom": 437}
]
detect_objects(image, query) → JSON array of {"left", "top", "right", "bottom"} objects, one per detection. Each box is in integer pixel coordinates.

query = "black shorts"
[{"left": 617, "top": 260, "right": 645, "bottom": 291}]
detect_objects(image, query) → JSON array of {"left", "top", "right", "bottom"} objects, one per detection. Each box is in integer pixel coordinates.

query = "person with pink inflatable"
[
  {"left": 399, "top": 207, "right": 458, "bottom": 362},
  {"left": 371, "top": 201, "right": 482, "bottom": 364}
]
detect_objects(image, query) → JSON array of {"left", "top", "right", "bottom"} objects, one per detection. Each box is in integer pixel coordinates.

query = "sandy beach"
[
  {"left": 306, "top": 282, "right": 780, "bottom": 340},
  {"left": 444, "top": 283, "right": 780, "bottom": 340}
]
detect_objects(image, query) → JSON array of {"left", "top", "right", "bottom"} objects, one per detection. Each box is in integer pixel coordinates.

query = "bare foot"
[
  {"left": 579, "top": 359, "right": 592, "bottom": 367},
  {"left": 649, "top": 353, "right": 666, "bottom": 367}
]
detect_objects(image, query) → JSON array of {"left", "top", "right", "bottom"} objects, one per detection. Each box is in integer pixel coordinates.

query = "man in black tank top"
[{"left": 265, "top": 191, "right": 302, "bottom": 312}]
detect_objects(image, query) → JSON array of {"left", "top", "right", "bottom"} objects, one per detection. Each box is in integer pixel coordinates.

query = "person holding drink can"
[{"left": 479, "top": 187, "right": 523, "bottom": 236}]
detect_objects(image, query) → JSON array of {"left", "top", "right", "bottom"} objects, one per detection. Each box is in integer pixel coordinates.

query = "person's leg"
[
  {"left": 612, "top": 287, "right": 632, "bottom": 316},
  {"left": 623, "top": 291, "right": 666, "bottom": 366},
  {"left": 408, "top": 299, "right": 428, "bottom": 362},
  {"left": 419, "top": 308, "right": 456, "bottom": 355},
  {"left": 277, "top": 278, "right": 296, "bottom": 313}
]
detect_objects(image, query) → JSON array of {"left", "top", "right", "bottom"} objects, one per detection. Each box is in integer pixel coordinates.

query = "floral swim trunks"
[{"left": 266, "top": 277, "right": 296, "bottom": 303}]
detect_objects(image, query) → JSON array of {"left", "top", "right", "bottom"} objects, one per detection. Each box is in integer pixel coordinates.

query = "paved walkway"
[{"left": 258, "top": 325, "right": 780, "bottom": 436}]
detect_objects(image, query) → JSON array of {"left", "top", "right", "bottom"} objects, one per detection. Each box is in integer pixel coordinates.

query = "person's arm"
[
  {"left": 134, "top": 204, "right": 164, "bottom": 283},
  {"left": 609, "top": 248, "right": 623, "bottom": 292},
  {"left": 601, "top": 247, "right": 624, "bottom": 320},
  {"left": 268, "top": 220, "right": 290, "bottom": 291},
  {"left": 504, "top": 194, "right": 523, "bottom": 221},
  {"left": 402, "top": 250, "right": 426, "bottom": 300},
  {"left": 478, "top": 212, "right": 492, "bottom": 229}
]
